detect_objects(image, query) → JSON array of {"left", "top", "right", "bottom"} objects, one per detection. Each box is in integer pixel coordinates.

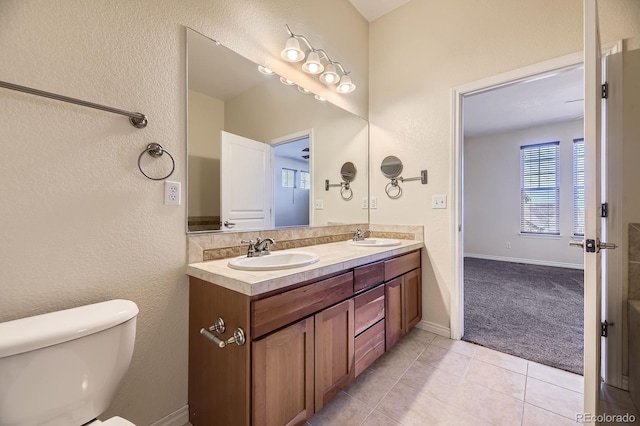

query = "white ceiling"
[
  {"left": 349, "top": 0, "right": 412, "bottom": 22},
  {"left": 464, "top": 66, "right": 584, "bottom": 139},
  {"left": 274, "top": 137, "right": 310, "bottom": 162}
]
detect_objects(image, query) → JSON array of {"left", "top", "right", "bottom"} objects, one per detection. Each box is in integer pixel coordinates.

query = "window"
[
  {"left": 282, "top": 168, "right": 296, "bottom": 188},
  {"left": 573, "top": 138, "right": 585, "bottom": 236},
  {"left": 520, "top": 142, "right": 560, "bottom": 235},
  {"left": 300, "top": 171, "right": 310, "bottom": 189}
]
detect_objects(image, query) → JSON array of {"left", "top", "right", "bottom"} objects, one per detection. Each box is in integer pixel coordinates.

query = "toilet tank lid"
[{"left": 0, "top": 299, "right": 139, "bottom": 358}]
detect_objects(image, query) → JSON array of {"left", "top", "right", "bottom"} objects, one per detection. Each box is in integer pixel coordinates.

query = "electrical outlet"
[
  {"left": 164, "top": 181, "right": 181, "bottom": 205},
  {"left": 506, "top": 242, "right": 512, "bottom": 249},
  {"left": 432, "top": 195, "right": 447, "bottom": 209},
  {"left": 370, "top": 197, "right": 377, "bottom": 209},
  {"left": 361, "top": 197, "right": 368, "bottom": 209},
  {"left": 314, "top": 199, "right": 324, "bottom": 210}
]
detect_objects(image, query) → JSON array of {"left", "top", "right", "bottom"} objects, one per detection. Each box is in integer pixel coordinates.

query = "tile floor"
[{"left": 306, "top": 329, "right": 639, "bottom": 426}]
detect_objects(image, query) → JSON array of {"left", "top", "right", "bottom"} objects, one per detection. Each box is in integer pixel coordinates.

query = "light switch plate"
[
  {"left": 370, "top": 197, "right": 377, "bottom": 209},
  {"left": 314, "top": 199, "right": 324, "bottom": 210},
  {"left": 361, "top": 197, "right": 368, "bottom": 209}
]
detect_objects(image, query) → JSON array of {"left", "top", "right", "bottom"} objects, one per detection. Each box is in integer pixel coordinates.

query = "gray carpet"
[{"left": 462, "top": 257, "right": 584, "bottom": 375}]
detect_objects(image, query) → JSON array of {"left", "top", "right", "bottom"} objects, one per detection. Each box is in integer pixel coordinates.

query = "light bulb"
[
  {"left": 279, "top": 76, "right": 295, "bottom": 86},
  {"left": 302, "top": 51, "right": 324, "bottom": 75},
  {"left": 258, "top": 65, "right": 274, "bottom": 75},
  {"left": 320, "top": 64, "right": 339, "bottom": 85},
  {"left": 336, "top": 75, "right": 356, "bottom": 94},
  {"left": 280, "top": 37, "right": 305, "bottom": 62}
]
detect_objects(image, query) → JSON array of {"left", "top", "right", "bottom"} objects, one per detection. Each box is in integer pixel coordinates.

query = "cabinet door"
[
  {"left": 385, "top": 277, "right": 404, "bottom": 349},
  {"left": 314, "top": 299, "right": 354, "bottom": 411},
  {"left": 403, "top": 268, "right": 422, "bottom": 331},
  {"left": 252, "top": 317, "right": 314, "bottom": 426}
]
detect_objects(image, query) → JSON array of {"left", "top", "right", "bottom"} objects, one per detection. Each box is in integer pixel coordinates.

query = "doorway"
[
  {"left": 451, "top": 42, "right": 623, "bottom": 386},
  {"left": 461, "top": 65, "right": 586, "bottom": 374},
  {"left": 271, "top": 131, "right": 312, "bottom": 228}
]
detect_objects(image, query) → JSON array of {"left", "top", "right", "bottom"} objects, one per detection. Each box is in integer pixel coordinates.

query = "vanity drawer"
[
  {"left": 354, "top": 319, "right": 385, "bottom": 377},
  {"left": 354, "top": 284, "right": 385, "bottom": 336},
  {"left": 384, "top": 250, "right": 420, "bottom": 281},
  {"left": 251, "top": 272, "right": 354, "bottom": 339},
  {"left": 354, "top": 261, "right": 385, "bottom": 293}
]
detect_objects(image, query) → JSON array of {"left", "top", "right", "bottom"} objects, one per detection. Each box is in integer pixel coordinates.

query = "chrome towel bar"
[{"left": 0, "top": 80, "right": 148, "bottom": 128}]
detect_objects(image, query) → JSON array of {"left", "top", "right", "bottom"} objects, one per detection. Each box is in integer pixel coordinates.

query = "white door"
[
  {"left": 581, "top": 0, "right": 617, "bottom": 420},
  {"left": 220, "top": 131, "right": 273, "bottom": 230}
]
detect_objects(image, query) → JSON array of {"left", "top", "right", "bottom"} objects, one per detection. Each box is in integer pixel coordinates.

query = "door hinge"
[
  {"left": 602, "top": 82, "right": 608, "bottom": 99},
  {"left": 601, "top": 202, "right": 609, "bottom": 218},
  {"left": 601, "top": 320, "right": 614, "bottom": 337},
  {"left": 585, "top": 239, "right": 596, "bottom": 253}
]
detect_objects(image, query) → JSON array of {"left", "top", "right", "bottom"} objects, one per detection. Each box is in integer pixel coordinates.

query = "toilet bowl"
[{"left": 0, "top": 299, "right": 139, "bottom": 426}]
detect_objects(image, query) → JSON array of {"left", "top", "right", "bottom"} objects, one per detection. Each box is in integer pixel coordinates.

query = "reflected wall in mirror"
[{"left": 186, "top": 27, "right": 369, "bottom": 233}]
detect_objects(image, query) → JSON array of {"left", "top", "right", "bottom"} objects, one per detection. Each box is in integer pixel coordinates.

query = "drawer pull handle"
[{"left": 200, "top": 327, "right": 246, "bottom": 348}]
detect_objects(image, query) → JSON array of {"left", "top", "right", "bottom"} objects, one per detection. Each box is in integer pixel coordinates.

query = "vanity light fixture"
[
  {"left": 280, "top": 36, "right": 305, "bottom": 62},
  {"left": 297, "top": 86, "right": 311, "bottom": 94},
  {"left": 337, "top": 75, "right": 356, "bottom": 94},
  {"left": 314, "top": 94, "right": 326, "bottom": 101},
  {"left": 258, "top": 65, "right": 274, "bottom": 75},
  {"left": 281, "top": 24, "right": 355, "bottom": 94},
  {"left": 319, "top": 63, "right": 339, "bottom": 85},
  {"left": 279, "top": 76, "right": 295, "bottom": 86},
  {"left": 301, "top": 51, "right": 324, "bottom": 75}
]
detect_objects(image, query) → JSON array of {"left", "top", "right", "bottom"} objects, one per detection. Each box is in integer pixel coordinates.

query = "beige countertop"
[{"left": 187, "top": 239, "right": 424, "bottom": 296}]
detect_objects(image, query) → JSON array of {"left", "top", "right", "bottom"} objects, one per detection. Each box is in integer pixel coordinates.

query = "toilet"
[{"left": 0, "top": 299, "right": 139, "bottom": 426}]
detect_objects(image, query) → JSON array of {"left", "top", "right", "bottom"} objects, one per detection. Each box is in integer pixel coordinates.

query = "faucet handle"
[{"left": 240, "top": 239, "right": 254, "bottom": 245}]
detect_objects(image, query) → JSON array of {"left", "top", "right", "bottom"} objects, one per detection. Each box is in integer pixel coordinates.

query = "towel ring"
[
  {"left": 138, "top": 143, "right": 175, "bottom": 181},
  {"left": 385, "top": 180, "right": 402, "bottom": 199},
  {"left": 340, "top": 185, "right": 353, "bottom": 201}
]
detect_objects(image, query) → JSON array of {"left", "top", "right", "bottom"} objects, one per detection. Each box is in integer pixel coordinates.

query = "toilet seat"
[{"left": 89, "top": 417, "right": 136, "bottom": 426}]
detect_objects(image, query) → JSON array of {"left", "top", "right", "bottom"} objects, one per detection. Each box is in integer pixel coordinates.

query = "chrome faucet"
[
  {"left": 255, "top": 237, "right": 276, "bottom": 255},
  {"left": 241, "top": 237, "right": 276, "bottom": 257},
  {"left": 352, "top": 229, "right": 370, "bottom": 241}
]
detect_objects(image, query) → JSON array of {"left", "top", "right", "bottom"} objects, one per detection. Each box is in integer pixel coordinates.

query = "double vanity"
[{"left": 187, "top": 237, "right": 423, "bottom": 426}]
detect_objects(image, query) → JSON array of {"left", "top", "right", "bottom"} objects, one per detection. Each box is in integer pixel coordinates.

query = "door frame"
[
  {"left": 450, "top": 41, "right": 622, "bottom": 377},
  {"left": 270, "top": 128, "right": 314, "bottom": 227}
]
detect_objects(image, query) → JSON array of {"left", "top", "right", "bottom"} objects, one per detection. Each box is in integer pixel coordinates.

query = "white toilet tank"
[{"left": 0, "top": 299, "right": 139, "bottom": 426}]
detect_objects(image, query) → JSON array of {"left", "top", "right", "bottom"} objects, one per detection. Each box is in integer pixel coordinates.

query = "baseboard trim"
[
  {"left": 623, "top": 375, "right": 629, "bottom": 391},
  {"left": 149, "top": 405, "right": 189, "bottom": 426},
  {"left": 416, "top": 320, "right": 451, "bottom": 338},
  {"left": 464, "top": 253, "right": 584, "bottom": 270}
]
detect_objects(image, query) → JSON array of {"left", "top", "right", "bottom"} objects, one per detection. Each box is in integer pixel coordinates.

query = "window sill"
[{"left": 518, "top": 233, "right": 563, "bottom": 240}]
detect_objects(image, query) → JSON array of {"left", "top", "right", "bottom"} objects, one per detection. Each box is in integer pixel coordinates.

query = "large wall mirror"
[{"left": 186, "top": 27, "right": 369, "bottom": 233}]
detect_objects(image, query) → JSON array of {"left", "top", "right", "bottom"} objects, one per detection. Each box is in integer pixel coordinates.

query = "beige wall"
[
  {"left": 188, "top": 90, "right": 224, "bottom": 218},
  {"left": 369, "top": 0, "right": 640, "bottom": 331},
  {"left": 0, "top": 1, "right": 368, "bottom": 424},
  {"left": 465, "top": 120, "right": 585, "bottom": 267}
]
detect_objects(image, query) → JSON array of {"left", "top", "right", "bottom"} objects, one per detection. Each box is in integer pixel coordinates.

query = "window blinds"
[
  {"left": 520, "top": 142, "right": 560, "bottom": 234},
  {"left": 573, "top": 138, "right": 585, "bottom": 236}
]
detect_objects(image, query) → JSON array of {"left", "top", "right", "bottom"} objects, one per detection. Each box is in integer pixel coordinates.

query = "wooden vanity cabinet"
[
  {"left": 314, "top": 299, "right": 354, "bottom": 411},
  {"left": 188, "top": 249, "right": 422, "bottom": 426},
  {"left": 252, "top": 317, "right": 314, "bottom": 426},
  {"left": 384, "top": 251, "right": 422, "bottom": 349}
]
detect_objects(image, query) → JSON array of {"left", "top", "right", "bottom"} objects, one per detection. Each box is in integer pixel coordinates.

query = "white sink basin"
[
  {"left": 348, "top": 238, "right": 402, "bottom": 247},
  {"left": 228, "top": 251, "right": 320, "bottom": 271}
]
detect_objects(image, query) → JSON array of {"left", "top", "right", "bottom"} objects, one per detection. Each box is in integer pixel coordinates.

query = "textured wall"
[
  {"left": 0, "top": 1, "right": 368, "bottom": 424},
  {"left": 369, "top": 0, "right": 640, "bottom": 330},
  {"left": 465, "top": 120, "right": 585, "bottom": 267}
]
